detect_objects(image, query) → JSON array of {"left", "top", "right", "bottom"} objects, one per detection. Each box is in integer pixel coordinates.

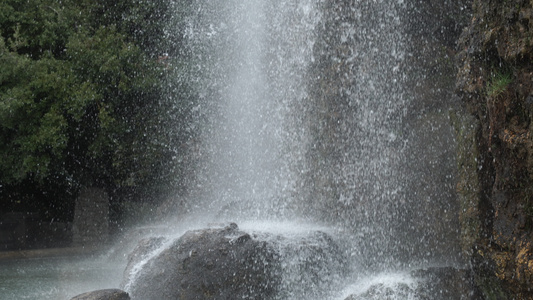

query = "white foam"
[
  {"left": 336, "top": 271, "right": 419, "bottom": 300},
  {"left": 239, "top": 220, "right": 332, "bottom": 236}
]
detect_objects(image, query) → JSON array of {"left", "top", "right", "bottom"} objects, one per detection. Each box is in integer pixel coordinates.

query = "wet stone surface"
[
  {"left": 122, "top": 223, "right": 280, "bottom": 300},
  {"left": 122, "top": 223, "right": 348, "bottom": 300},
  {"left": 70, "top": 289, "right": 130, "bottom": 300}
]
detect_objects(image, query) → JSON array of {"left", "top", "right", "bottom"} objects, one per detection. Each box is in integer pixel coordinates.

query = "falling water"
[
  {"left": 300, "top": 0, "right": 413, "bottom": 269},
  {"left": 125, "top": 0, "right": 465, "bottom": 298},
  {"left": 183, "top": 0, "right": 320, "bottom": 221},
  {"left": 0, "top": 1, "right": 471, "bottom": 299},
  {"left": 178, "top": 0, "right": 460, "bottom": 265}
]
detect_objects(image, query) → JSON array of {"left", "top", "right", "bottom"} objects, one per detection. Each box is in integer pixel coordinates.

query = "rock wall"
[
  {"left": 0, "top": 212, "right": 71, "bottom": 250},
  {"left": 456, "top": 0, "right": 533, "bottom": 298},
  {"left": 303, "top": 0, "right": 471, "bottom": 266},
  {"left": 72, "top": 187, "right": 109, "bottom": 247}
]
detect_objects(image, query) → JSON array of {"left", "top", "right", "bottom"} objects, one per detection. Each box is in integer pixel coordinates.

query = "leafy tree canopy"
[{"left": 0, "top": 0, "right": 190, "bottom": 221}]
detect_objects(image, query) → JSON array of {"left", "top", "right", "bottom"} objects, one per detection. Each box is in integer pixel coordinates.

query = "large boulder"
[
  {"left": 122, "top": 223, "right": 348, "bottom": 300},
  {"left": 69, "top": 289, "right": 129, "bottom": 300},
  {"left": 121, "top": 236, "right": 167, "bottom": 288},
  {"left": 122, "top": 223, "right": 280, "bottom": 300},
  {"left": 265, "top": 229, "right": 348, "bottom": 299}
]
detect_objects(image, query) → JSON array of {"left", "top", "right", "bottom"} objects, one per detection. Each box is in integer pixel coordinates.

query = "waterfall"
[
  {"left": 182, "top": 0, "right": 321, "bottom": 221},
  {"left": 120, "top": 0, "right": 468, "bottom": 298},
  {"left": 302, "top": 1, "right": 412, "bottom": 269},
  {"left": 1, "top": 1, "right": 475, "bottom": 299},
  {"left": 177, "top": 0, "right": 457, "bottom": 267}
]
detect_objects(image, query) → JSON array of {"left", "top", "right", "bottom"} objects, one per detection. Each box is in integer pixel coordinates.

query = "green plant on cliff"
[{"left": 486, "top": 70, "right": 513, "bottom": 98}]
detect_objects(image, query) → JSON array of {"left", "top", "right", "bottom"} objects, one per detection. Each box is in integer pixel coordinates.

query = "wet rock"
[
  {"left": 343, "top": 267, "right": 481, "bottom": 300},
  {"left": 122, "top": 223, "right": 348, "bottom": 300},
  {"left": 69, "top": 289, "right": 129, "bottom": 300},
  {"left": 266, "top": 230, "right": 348, "bottom": 299},
  {"left": 456, "top": 0, "right": 533, "bottom": 297},
  {"left": 122, "top": 223, "right": 280, "bottom": 300},
  {"left": 345, "top": 283, "right": 414, "bottom": 300},
  {"left": 106, "top": 225, "right": 169, "bottom": 262},
  {"left": 121, "top": 236, "right": 167, "bottom": 288},
  {"left": 412, "top": 267, "right": 481, "bottom": 300},
  {"left": 0, "top": 213, "right": 37, "bottom": 250}
]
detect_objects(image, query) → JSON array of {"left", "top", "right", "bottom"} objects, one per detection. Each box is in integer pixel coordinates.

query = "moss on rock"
[
  {"left": 456, "top": 0, "right": 533, "bottom": 298},
  {"left": 451, "top": 110, "right": 483, "bottom": 257}
]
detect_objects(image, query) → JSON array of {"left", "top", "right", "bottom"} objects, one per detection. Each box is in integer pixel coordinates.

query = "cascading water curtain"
[
  {"left": 175, "top": 0, "right": 460, "bottom": 271},
  {"left": 301, "top": 0, "right": 413, "bottom": 269},
  {"left": 181, "top": 0, "right": 321, "bottom": 222}
]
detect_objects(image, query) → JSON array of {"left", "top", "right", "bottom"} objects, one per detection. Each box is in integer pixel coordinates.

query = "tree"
[{"left": 0, "top": 0, "right": 191, "bottom": 222}]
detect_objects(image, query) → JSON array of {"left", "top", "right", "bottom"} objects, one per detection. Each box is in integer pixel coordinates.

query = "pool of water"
[{"left": 0, "top": 256, "right": 124, "bottom": 300}]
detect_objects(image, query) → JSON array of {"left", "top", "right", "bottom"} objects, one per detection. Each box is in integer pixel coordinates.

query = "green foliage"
[
  {"left": 486, "top": 70, "right": 513, "bottom": 98},
  {"left": 86, "top": 0, "right": 174, "bottom": 55},
  {"left": 0, "top": 0, "right": 73, "bottom": 58},
  {"left": 0, "top": 0, "right": 192, "bottom": 221},
  {"left": 0, "top": 39, "right": 72, "bottom": 183}
]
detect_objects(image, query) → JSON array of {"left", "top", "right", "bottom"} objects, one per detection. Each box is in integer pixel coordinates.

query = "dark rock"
[
  {"left": 266, "top": 230, "right": 348, "bottom": 299},
  {"left": 121, "top": 236, "right": 167, "bottom": 288},
  {"left": 343, "top": 267, "right": 481, "bottom": 300},
  {"left": 122, "top": 223, "right": 280, "bottom": 300},
  {"left": 412, "top": 267, "right": 481, "bottom": 300},
  {"left": 69, "top": 289, "right": 130, "bottom": 300},
  {"left": 455, "top": 0, "right": 533, "bottom": 297},
  {"left": 122, "top": 223, "right": 348, "bottom": 300},
  {"left": 345, "top": 283, "right": 414, "bottom": 300}
]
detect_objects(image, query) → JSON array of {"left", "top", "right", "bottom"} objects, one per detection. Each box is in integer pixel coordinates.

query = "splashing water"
[
  {"left": 181, "top": 0, "right": 321, "bottom": 222},
  {"left": 3, "top": 0, "right": 471, "bottom": 299},
  {"left": 128, "top": 0, "right": 467, "bottom": 298},
  {"left": 336, "top": 271, "right": 420, "bottom": 300},
  {"left": 177, "top": 0, "right": 458, "bottom": 267}
]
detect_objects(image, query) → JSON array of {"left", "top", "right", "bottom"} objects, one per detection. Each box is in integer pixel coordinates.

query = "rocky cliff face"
[
  {"left": 456, "top": 0, "right": 533, "bottom": 298},
  {"left": 302, "top": 0, "right": 470, "bottom": 267}
]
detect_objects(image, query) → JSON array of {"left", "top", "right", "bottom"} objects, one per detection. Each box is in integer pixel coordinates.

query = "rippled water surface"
[{"left": 0, "top": 256, "right": 123, "bottom": 300}]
